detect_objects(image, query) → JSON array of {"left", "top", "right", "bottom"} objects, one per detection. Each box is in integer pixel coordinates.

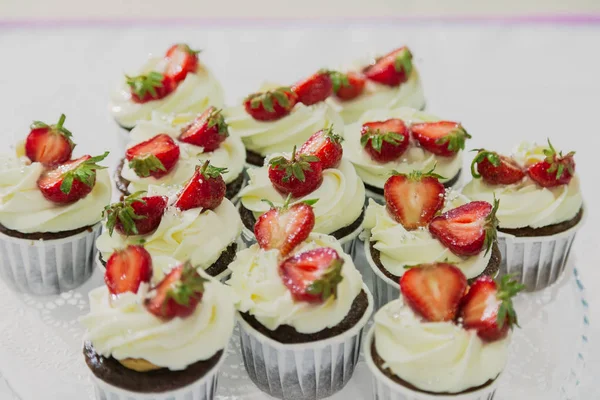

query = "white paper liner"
[
  {"left": 0, "top": 223, "right": 102, "bottom": 295},
  {"left": 363, "top": 237, "right": 400, "bottom": 311},
  {"left": 363, "top": 327, "right": 499, "bottom": 400},
  {"left": 237, "top": 284, "right": 373, "bottom": 400}
]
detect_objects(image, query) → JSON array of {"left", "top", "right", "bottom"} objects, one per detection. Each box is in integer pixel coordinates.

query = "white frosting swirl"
[
  {"left": 373, "top": 298, "right": 509, "bottom": 393},
  {"left": 343, "top": 107, "right": 463, "bottom": 189},
  {"left": 80, "top": 274, "right": 236, "bottom": 371},
  {"left": 110, "top": 56, "right": 225, "bottom": 129},
  {"left": 0, "top": 154, "right": 112, "bottom": 233},
  {"left": 227, "top": 233, "right": 364, "bottom": 334}
]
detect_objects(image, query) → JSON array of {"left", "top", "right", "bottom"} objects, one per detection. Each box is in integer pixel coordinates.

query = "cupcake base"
[{"left": 245, "top": 149, "right": 266, "bottom": 167}]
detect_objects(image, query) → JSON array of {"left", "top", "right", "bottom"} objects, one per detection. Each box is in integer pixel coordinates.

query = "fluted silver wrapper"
[{"left": 363, "top": 238, "right": 399, "bottom": 311}]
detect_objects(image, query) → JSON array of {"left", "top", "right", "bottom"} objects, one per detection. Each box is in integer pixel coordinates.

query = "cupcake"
[
  {"left": 110, "top": 43, "right": 224, "bottom": 133},
  {"left": 115, "top": 109, "right": 246, "bottom": 200},
  {"left": 365, "top": 263, "right": 523, "bottom": 399},
  {"left": 227, "top": 202, "right": 373, "bottom": 399},
  {"left": 343, "top": 107, "right": 470, "bottom": 200},
  {"left": 462, "top": 141, "right": 583, "bottom": 291},
  {"left": 0, "top": 114, "right": 111, "bottom": 295},
  {"left": 238, "top": 127, "right": 366, "bottom": 254},
  {"left": 327, "top": 46, "right": 426, "bottom": 124},
  {"left": 81, "top": 244, "right": 235, "bottom": 400}
]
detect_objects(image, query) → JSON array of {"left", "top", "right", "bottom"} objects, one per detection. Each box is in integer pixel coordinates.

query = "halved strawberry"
[
  {"left": 268, "top": 146, "right": 323, "bottom": 198},
  {"left": 291, "top": 71, "right": 333, "bottom": 106},
  {"left": 126, "top": 134, "right": 180, "bottom": 179},
  {"left": 103, "top": 192, "right": 168, "bottom": 236},
  {"left": 165, "top": 43, "right": 200, "bottom": 83},
  {"left": 126, "top": 72, "right": 175, "bottom": 103},
  {"left": 363, "top": 47, "right": 413, "bottom": 87},
  {"left": 471, "top": 149, "right": 525, "bottom": 185},
  {"left": 255, "top": 196, "right": 316, "bottom": 256},
  {"left": 25, "top": 114, "right": 75, "bottom": 165},
  {"left": 174, "top": 161, "right": 227, "bottom": 211},
  {"left": 37, "top": 152, "right": 108, "bottom": 204},
  {"left": 332, "top": 71, "right": 366, "bottom": 101},
  {"left": 244, "top": 87, "right": 298, "bottom": 121},
  {"left": 145, "top": 261, "right": 208, "bottom": 320},
  {"left": 279, "top": 247, "right": 344, "bottom": 303},
  {"left": 178, "top": 107, "right": 228, "bottom": 151},
  {"left": 429, "top": 199, "right": 499, "bottom": 257},
  {"left": 399, "top": 263, "right": 467, "bottom": 322},
  {"left": 298, "top": 125, "right": 343, "bottom": 169},
  {"left": 459, "top": 275, "right": 524, "bottom": 341},
  {"left": 411, "top": 121, "right": 471, "bottom": 157},
  {"left": 384, "top": 169, "right": 446, "bottom": 229},
  {"left": 104, "top": 245, "right": 153, "bottom": 296},
  {"left": 360, "top": 118, "right": 409, "bottom": 163},
  {"left": 527, "top": 140, "right": 576, "bottom": 187}
]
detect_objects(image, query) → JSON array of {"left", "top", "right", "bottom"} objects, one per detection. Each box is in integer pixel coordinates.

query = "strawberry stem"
[
  {"left": 495, "top": 274, "right": 525, "bottom": 329},
  {"left": 103, "top": 191, "right": 147, "bottom": 236}
]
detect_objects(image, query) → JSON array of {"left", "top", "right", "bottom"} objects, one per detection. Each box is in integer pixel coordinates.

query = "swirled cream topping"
[
  {"left": 110, "top": 56, "right": 225, "bottom": 129},
  {"left": 343, "top": 107, "right": 463, "bottom": 189},
  {"left": 373, "top": 298, "right": 509, "bottom": 393},
  {"left": 239, "top": 158, "right": 365, "bottom": 235},
  {"left": 227, "top": 233, "right": 364, "bottom": 334},
  {"left": 462, "top": 142, "right": 583, "bottom": 229}
]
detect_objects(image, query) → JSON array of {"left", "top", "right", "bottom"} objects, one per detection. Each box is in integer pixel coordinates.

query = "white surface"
[{"left": 0, "top": 24, "right": 598, "bottom": 398}]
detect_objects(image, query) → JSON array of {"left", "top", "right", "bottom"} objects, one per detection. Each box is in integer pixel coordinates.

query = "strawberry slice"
[
  {"left": 178, "top": 106, "right": 229, "bottom": 151},
  {"left": 384, "top": 169, "right": 446, "bottom": 230},
  {"left": 25, "top": 114, "right": 75, "bottom": 166},
  {"left": 360, "top": 118, "right": 409, "bottom": 163},
  {"left": 460, "top": 275, "right": 524, "bottom": 341},
  {"left": 174, "top": 161, "right": 227, "bottom": 211},
  {"left": 410, "top": 121, "right": 471, "bottom": 157},
  {"left": 429, "top": 200, "right": 499, "bottom": 257},
  {"left": 399, "top": 263, "right": 467, "bottom": 322},
  {"left": 103, "top": 192, "right": 168, "bottom": 236},
  {"left": 126, "top": 72, "right": 175, "bottom": 103},
  {"left": 471, "top": 149, "right": 525, "bottom": 185},
  {"left": 298, "top": 125, "right": 343, "bottom": 169},
  {"left": 279, "top": 247, "right": 344, "bottom": 303},
  {"left": 165, "top": 43, "right": 200, "bottom": 83},
  {"left": 126, "top": 134, "right": 180, "bottom": 179},
  {"left": 254, "top": 196, "right": 316, "bottom": 256},
  {"left": 363, "top": 47, "right": 413, "bottom": 87},
  {"left": 145, "top": 261, "right": 208, "bottom": 320},
  {"left": 527, "top": 140, "right": 576, "bottom": 187},
  {"left": 268, "top": 146, "right": 323, "bottom": 198},
  {"left": 37, "top": 152, "right": 108, "bottom": 204},
  {"left": 104, "top": 245, "right": 153, "bottom": 296},
  {"left": 332, "top": 71, "right": 366, "bottom": 101},
  {"left": 244, "top": 87, "right": 298, "bottom": 121},
  {"left": 291, "top": 71, "right": 333, "bottom": 106}
]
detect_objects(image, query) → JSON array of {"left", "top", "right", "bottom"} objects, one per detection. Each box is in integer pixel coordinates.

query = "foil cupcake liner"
[
  {"left": 363, "top": 238, "right": 399, "bottom": 310},
  {"left": 0, "top": 223, "right": 102, "bottom": 295},
  {"left": 237, "top": 284, "right": 373, "bottom": 400}
]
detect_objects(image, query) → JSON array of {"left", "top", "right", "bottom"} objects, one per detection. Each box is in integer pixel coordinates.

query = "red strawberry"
[
  {"left": 104, "top": 245, "right": 153, "bottom": 296},
  {"left": 527, "top": 140, "right": 576, "bottom": 187},
  {"left": 360, "top": 119, "right": 409, "bottom": 163},
  {"left": 254, "top": 197, "right": 316, "bottom": 256},
  {"left": 279, "top": 247, "right": 344, "bottom": 303},
  {"left": 333, "top": 71, "right": 366, "bottom": 101},
  {"left": 460, "top": 275, "right": 524, "bottom": 341},
  {"left": 165, "top": 43, "right": 200, "bottom": 83},
  {"left": 126, "top": 134, "right": 180, "bottom": 179},
  {"left": 429, "top": 200, "right": 499, "bottom": 257},
  {"left": 37, "top": 152, "right": 108, "bottom": 204},
  {"left": 400, "top": 263, "right": 467, "bottom": 322},
  {"left": 145, "top": 261, "right": 208, "bottom": 320},
  {"left": 25, "top": 114, "right": 75, "bottom": 165},
  {"left": 291, "top": 71, "right": 333, "bottom": 106},
  {"left": 268, "top": 146, "right": 323, "bottom": 198},
  {"left": 244, "top": 87, "right": 298, "bottom": 121},
  {"left": 384, "top": 169, "right": 446, "bottom": 229},
  {"left": 363, "top": 47, "right": 413, "bottom": 87},
  {"left": 174, "top": 161, "right": 227, "bottom": 211},
  {"left": 411, "top": 121, "right": 471, "bottom": 157},
  {"left": 298, "top": 125, "right": 343, "bottom": 169},
  {"left": 178, "top": 107, "right": 229, "bottom": 151},
  {"left": 471, "top": 150, "right": 525, "bottom": 185},
  {"left": 126, "top": 72, "right": 175, "bottom": 103},
  {"left": 104, "top": 192, "right": 168, "bottom": 236}
]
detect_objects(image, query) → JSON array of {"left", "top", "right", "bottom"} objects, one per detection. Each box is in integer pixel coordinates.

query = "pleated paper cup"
[
  {"left": 237, "top": 284, "right": 373, "bottom": 400},
  {"left": 363, "top": 237, "right": 399, "bottom": 311},
  {"left": 364, "top": 327, "right": 499, "bottom": 400},
  {"left": 0, "top": 223, "right": 102, "bottom": 295}
]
